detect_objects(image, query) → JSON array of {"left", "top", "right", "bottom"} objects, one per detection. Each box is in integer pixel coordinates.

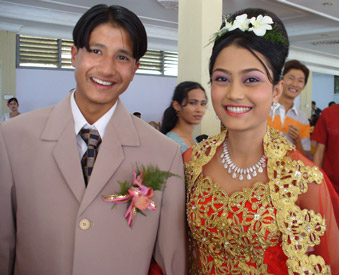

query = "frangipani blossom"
[
  {"left": 229, "top": 14, "right": 250, "bottom": 32},
  {"left": 209, "top": 13, "right": 286, "bottom": 46},
  {"left": 221, "top": 19, "right": 233, "bottom": 32},
  {"left": 249, "top": 15, "right": 273, "bottom": 36}
]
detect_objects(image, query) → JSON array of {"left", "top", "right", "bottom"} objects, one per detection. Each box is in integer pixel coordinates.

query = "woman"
[
  {"left": 0, "top": 97, "right": 20, "bottom": 123},
  {"left": 161, "top": 81, "right": 207, "bottom": 153},
  {"left": 184, "top": 8, "right": 339, "bottom": 275}
]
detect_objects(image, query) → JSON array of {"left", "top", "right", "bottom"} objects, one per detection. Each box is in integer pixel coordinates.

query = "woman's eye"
[
  {"left": 245, "top": 77, "right": 259, "bottom": 83},
  {"left": 189, "top": 101, "right": 197, "bottom": 105},
  {"left": 214, "top": 76, "right": 229, "bottom": 82}
]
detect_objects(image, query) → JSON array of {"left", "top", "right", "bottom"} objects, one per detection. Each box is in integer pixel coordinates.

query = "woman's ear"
[
  {"left": 172, "top": 101, "right": 181, "bottom": 112},
  {"left": 273, "top": 80, "right": 283, "bottom": 103}
]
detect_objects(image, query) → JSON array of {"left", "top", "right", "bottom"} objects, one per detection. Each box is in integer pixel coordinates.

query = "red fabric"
[
  {"left": 312, "top": 105, "right": 339, "bottom": 194},
  {"left": 264, "top": 244, "right": 288, "bottom": 275},
  {"left": 188, "top": 180, "right": 288, "bottom": 274},
  {"left": 291, "top": 149, "right": 339, "bottom": 274},
  {"left": 148, "top": 257, "right": 163, "bottom": 275},
  {"left": 185, "top": 143, "right": 339, "bottom": 274}
]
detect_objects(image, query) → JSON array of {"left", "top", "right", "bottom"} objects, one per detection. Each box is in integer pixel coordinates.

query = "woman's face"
[
  {"left": 175, "top": 88, "right": 207, "bottom": 125},
  {"left": 8, "top": 101, "right": 18, "bottom": 112},
  {"left": 211, "top": 44, "right": 281, "bottom": 134}
]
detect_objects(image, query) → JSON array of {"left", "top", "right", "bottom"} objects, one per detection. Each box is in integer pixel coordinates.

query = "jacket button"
[{"left": 79, "top": 219, "right": 91, "bottom": 230}]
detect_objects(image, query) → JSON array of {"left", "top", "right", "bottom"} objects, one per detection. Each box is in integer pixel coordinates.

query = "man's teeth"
[
  {"left": 226, "top": 106, "right": 251, "bottom": 114},
  {"left": 92, "top": 77, "right": 113, "bottom": 86}
]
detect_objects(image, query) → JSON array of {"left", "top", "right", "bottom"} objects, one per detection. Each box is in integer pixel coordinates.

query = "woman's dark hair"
[
  {"left": 73, "top": 4, "right": 147, "bottom": 62},
  {"left": 7, "top": 97, "right": 18, "bottom": 105},
  {"left": 283, "top": 59, "right": 309, "bottom": 85},
  {"left": 209, "top": 8, "right": 289, "bottom": 85},
  {"left": 160, "top": 81, "right": 206, "bottom": 134}
]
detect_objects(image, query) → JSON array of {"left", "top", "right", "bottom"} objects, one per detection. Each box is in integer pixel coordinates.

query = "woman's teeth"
[{"left": 226, "top": 106, "right": 251, "bottom": 114}]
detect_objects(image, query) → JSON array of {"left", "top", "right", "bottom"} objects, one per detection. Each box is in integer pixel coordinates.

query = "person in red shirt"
[{"left": 312, "top": 104, "right": 339, "bottom": 194}]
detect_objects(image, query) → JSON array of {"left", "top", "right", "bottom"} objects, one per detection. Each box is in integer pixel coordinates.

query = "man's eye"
[
  {"left": 91, "top": 49, "right": 101, "bottom": 54},
  {"left": 117, "top": 55, "right": 128, "bottom": 61}
]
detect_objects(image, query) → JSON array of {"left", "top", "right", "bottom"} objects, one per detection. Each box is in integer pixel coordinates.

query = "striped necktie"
[{"left": 79, "top": 128, "right": 102, "bottom": 186}]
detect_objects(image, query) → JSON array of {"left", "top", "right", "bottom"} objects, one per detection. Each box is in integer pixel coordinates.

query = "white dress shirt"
[{"left": 70, "top": 90, "right": 117, "bottom": 158}]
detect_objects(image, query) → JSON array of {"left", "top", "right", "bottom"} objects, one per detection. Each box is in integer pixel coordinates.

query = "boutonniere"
[{"left": 102, "top": 165, "right": 177, "bottom": 227}]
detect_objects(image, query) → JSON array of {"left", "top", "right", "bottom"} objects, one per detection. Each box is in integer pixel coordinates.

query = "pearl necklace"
[{"left": 220, "top": 139, "right": 266, "bottom": 181}]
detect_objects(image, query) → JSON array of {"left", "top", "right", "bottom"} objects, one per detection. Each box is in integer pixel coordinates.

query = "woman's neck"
[
  {"left": 226, "top": 127, "right": 266, "bottom": 167},
  {"left": 10, "top": 111, "right": 20, "bottom": 117},
  {"left": 171, "top": 120, "right": 195, "bottom": 138}
]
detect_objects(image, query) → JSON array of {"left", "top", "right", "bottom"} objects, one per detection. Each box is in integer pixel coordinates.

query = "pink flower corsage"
[{"left": 103, "top": 165, "right": 177, "bottom": 227}]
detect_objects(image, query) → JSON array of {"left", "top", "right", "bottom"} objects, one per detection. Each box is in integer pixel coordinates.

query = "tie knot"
[{"left": 79, "top": 128, "right": 101, "bottom": 148}]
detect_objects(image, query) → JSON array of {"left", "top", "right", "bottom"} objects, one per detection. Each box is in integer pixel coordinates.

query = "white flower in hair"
[
  {"left": 221, "top": 18, "right": 233, "bottom": 32},
  {"left": 249, "top": 15, "right": 273, "bottom": 36},
  {"left": 229, "top": 14, "right": 250, "bottom": 32}
]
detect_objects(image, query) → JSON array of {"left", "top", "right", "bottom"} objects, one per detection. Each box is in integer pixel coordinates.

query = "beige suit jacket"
[{"left": 0, "top": 94, "right": 186, "bottom": 275}]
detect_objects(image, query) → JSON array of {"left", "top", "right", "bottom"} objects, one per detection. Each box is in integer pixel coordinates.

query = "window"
[
  {"left": 16, "top": 35, "right": 178, "bottom": 76},
  {"left": 335, "top": 75, "right": 339, "bottom": 94}
]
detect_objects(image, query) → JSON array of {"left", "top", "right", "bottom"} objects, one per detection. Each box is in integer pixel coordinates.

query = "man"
[
  {"left": 268, "top": 59, "right": 311, "bottom": 157},
  {"left": 133, "top": 111, "right": 142, "bottom": 118},
  {"left": 311, "top": 101, "right": 322, "bottom": 118},
  {"left": 312, "top": 104, "right": 339, "bottom": 195},
  {"left": 0, "top": 5, "right": 186, "bottom": 275}
]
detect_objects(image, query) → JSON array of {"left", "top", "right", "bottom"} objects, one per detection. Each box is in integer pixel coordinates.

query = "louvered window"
[
  {"left": 61, "top": 39, "right": 73, "bottom": 69},
  {"left": 138, "top": 50, "right": 162, "bottom": 75},
  {"left": 17, "top": 34, "right": 178, "bottom": 76},
  {"left": 335, "top": 76, "right": 339, "bottom": 94},
  {"left": 17, "top": 35, "right": 59, "bottom": 68},
  {"left": 163, "top": 51, "right": 178, "bottom": 76}
]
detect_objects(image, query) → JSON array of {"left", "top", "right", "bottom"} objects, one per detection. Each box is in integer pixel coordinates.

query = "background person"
[
  {"left": 184, "top": 8, "right": 338, "bottom": 274},
  {"left": 312, "top": 104, "right": 339, "bottom": 195},
  {"left": 328, "top": 101, "right": 336, "bottom": 107},
  {"left": 160, "top": 81, "right": 207, "bottom": 153},
  {"left": 133, "top": 111, "right": 141, "bottom": 118},
  {"left": 0, "top": 97, "right": 20, "bottom": 123},
  {"left": 0, "top": 4, "right": 186, "bottom": 275},
  {"left": 311, "top": 100, "right": 322, "bottom": 118},
  {"left": 267, "top": 59, "right": 311, "bottom": 157}
]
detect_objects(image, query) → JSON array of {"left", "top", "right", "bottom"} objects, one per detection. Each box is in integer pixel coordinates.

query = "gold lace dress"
[{"left": 185, "top": 127, "right": 337, "bottom": 275}]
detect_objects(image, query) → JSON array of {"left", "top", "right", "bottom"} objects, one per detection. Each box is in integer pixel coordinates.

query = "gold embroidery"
[{"left": 186, "top": 127, "right": 330, "bottom": 275}]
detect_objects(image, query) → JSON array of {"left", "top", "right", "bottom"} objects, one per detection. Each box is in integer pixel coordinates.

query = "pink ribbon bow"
[{"left": 103, "top": 169, "right": 156, "bottom": 226}]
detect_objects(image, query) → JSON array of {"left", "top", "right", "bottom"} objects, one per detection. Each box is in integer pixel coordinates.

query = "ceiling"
[{"left": 1, "top": 0, "right": 339, "bottom": 74}]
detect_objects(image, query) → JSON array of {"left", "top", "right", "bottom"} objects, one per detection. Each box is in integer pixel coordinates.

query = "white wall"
[
  {"left": 16, "top": 68, "right": 177, "bottom": 124},
  {"left": 312, "top": 72, "right": 335, "bottom": 110}
]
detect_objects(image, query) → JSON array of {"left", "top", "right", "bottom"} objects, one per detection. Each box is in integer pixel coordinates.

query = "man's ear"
[
  {"left": 130, "top": 61, "right": 140, "bottom": 81},
  {"left": 273, "top": 80, "right": 283, "bottom": 102},
  {"left": 71, "top": 45, "right": 78, "bottom": 67}
]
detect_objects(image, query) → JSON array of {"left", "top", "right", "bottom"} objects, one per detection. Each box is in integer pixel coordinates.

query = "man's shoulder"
[
  {"left": 132, "top": 117, "right": 180, "bottom": 149},
  {"left": 2, "top": 106, "right": 54, "bottom": 129}
]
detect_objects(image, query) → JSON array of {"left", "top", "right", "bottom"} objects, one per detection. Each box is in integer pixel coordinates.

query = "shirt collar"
[
  {"left": 277, "top": 102, "right": 299, "bottom": 116},
  {"left": 290, "top": 103, "right": 299, "bottom": 116},
  {"left": 70, "top": 89, "right": 117, "bottom": 139}
]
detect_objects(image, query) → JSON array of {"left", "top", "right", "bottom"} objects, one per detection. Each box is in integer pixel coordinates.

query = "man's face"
[
  {"left": 71, "top": 23, "right": 139, "bottom": 120},
  {"left": 282, "top": 69, "right": 306, "bottom": 100}
]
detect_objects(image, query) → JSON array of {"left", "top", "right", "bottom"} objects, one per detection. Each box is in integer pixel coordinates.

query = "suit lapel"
[
  {"left": 41, "top": 94, "right": 85, "bottom": 203},
  {"left": 78, "top": 100, "right": 141, "bottom": 215}
]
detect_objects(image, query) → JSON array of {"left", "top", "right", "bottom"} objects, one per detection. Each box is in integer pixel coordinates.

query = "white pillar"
[{"left": 178, "top": 0, "right": 222, "bottom": 137}]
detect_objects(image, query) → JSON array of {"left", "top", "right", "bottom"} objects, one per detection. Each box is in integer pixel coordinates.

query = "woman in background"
[
  {"left": 161, "top": 81, "right": 207, "bottom": 153},
  {"left": 184, "top": 8, "right": 339, "bottom": 275},
  {"left": 0, "top": 97, "right": 20, "bottom": 123}
]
